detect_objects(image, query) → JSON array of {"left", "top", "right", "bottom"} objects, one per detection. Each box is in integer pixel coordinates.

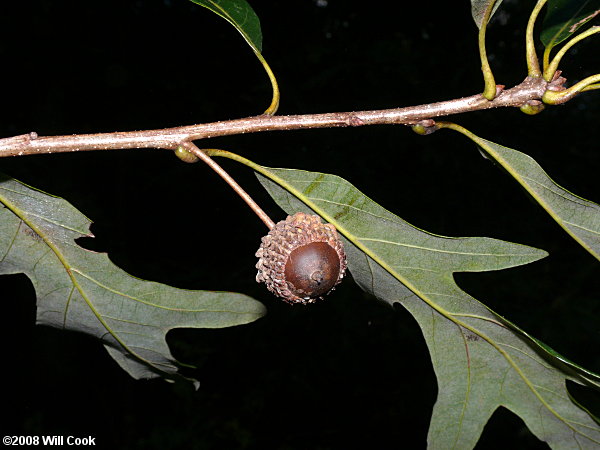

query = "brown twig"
[
  {"left": 0, "top": 77, "right": 551, "bottom": 158},
  {"left": 179, "top": 142, "right": 275, "bottom": 230}
]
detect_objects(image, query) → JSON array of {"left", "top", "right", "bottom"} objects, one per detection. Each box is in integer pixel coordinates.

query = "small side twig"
[{"left": 179, "top": 142, "right": 275, "bottom": 230}]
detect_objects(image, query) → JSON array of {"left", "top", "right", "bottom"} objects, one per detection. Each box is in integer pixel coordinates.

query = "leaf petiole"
[
  {"left": 525, "top": 0, "right": 548, "bottom": 78},
  {"left": 543, "top": 73, "right": 600, "bottom": 103},
  {"left": 478, "top": 0, "right": 500, "bottom": 100},
  {"left": 254, "top": 50, "right": 280, "bottom": 115},
  {"left": 187, "top": 0, "right": 280, "bottom": 115},
  {"left": 544, "top": 26, "right": 600, "bottom": 81}
]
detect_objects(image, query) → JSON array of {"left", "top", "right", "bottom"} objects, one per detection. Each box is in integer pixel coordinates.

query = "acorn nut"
[{"left": 255, "top": 212, "right": 347, "bottom": 305}]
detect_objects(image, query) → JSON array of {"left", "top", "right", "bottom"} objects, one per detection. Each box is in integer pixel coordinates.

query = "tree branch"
[{"left": 0, "top": 76, "right": 550, "bottom": 158}]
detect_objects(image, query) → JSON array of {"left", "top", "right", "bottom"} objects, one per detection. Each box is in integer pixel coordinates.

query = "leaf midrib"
[
  {"left": 544, "top": 0, "right": 595, "bottom": 48},
  {"left": 202, "top": 0, "right": 259, "bottom": 52}
]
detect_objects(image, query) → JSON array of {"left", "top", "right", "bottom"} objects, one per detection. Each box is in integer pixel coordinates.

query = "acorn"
[{"left": 256, "top": 212, "right": 347, "bottom": 305}]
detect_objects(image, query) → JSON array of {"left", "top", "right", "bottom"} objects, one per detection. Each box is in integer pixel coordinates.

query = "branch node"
[
  {"left": 547, "top": 74, "right": 567, "bottom": 92},
  {"left": 348, "top": 115, "right": 365, "bottom": 127}
]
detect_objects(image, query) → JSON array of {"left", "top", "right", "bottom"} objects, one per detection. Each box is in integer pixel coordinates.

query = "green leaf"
[
  {"left": 187, "top": 0, "right": 279, "bottom": 115},
  {"left": 471, "top": 0, "right": 504, "bottom": 29},
  {"left": 541, "top": 0, "right": 600, "bottom": 49},
  {"left": 451, "top": 127, "right": 600, "bottom": 262},
  {"left": 188, "top": 0, "right": 263, "bottom": 52},
  {"left": 253, "top": 165, "right": 600, "bottom": 449},
  {"left": 0, "top": 174, "right": 266, "bottom": 386}
]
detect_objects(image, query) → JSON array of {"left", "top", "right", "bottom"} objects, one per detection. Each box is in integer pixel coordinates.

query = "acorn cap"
[{"left": 256, "top": 212, "right": 347, "bottom": 305}]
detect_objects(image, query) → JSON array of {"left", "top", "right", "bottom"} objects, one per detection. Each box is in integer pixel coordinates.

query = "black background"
[{"left": 1, "top": 0, "right": 599, "bottom": 449}]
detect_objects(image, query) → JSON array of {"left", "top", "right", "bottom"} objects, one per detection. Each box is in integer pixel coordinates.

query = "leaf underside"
[
  {"left": 188, "top": 0, "right": 263, "bottom": 52},
  {"left": 541, "top": 0, "right": 600, "bottom": 49},
  {"left": 0, "top": 174, "right": 266, "bottom": 386},
  {"left": 473, "top": 136, "right": 600, "bottom": 263},
  {"left": 255, "top": 166, "right": 600, "bottom": 449},
  {"left": 471, "top": 0, "right": 504, "bottom": 28}
]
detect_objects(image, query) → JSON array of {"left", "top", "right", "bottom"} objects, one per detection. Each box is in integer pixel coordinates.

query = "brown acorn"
[{"left": 256, "top": 212, "right": 347, "bottom": 305}]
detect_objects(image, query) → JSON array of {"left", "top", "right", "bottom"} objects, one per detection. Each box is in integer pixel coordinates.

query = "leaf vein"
[
  {"left": 521, "top": 175, "right": 591, "bottom": 208},
  {"left": 563, "top": 220, "right": 600, "bottom": 236},
  {"left": 72, "top": 269, "right": 258, "bottom": 315},
  {"left": 358, "top": 237, "right": 531, "bottom": 257}
]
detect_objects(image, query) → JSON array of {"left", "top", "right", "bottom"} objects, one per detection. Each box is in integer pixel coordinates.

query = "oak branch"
[{"left": 0, "top": 76, "right": 558, "bottom": 158}]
